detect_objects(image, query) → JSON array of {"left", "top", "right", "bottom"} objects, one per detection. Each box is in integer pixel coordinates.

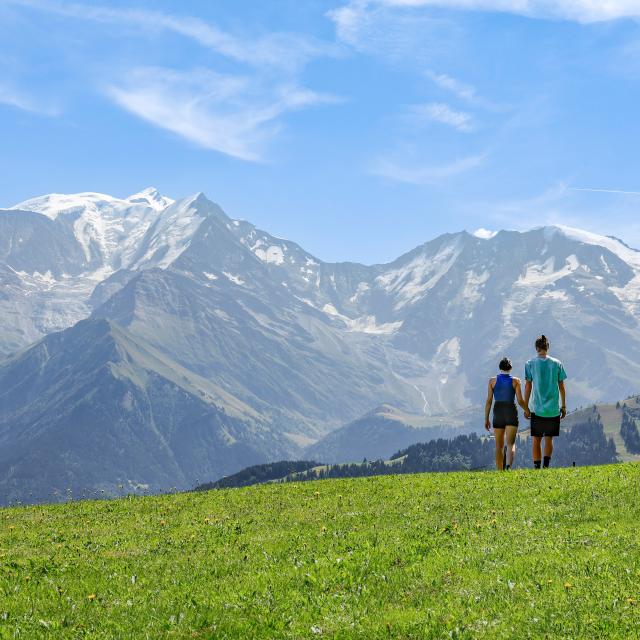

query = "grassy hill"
[
  {"left": 2, "top": 464, "right": 640, "bottom": 638},
  {"left": 565, "top": 395, "right": 640, "bottom": 462}
]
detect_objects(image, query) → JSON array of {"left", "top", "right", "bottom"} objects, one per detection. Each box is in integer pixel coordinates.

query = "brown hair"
[{"left": 535, "top": 334, "right": 550, "bottom": 351}]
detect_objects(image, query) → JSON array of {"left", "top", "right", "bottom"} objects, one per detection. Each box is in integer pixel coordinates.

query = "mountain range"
[{"left": 2, "top": 187, "right": 640, "bottom": 503}]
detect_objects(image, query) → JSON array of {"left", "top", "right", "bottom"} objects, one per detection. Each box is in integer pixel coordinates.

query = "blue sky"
[{"left": 1, "top": 0, "right": 640, "bottom": 263}]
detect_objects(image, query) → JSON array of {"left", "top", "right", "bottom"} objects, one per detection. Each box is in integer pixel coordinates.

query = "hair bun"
[{"left": 535, "top": 334, "right": 550, "bottom": 351}]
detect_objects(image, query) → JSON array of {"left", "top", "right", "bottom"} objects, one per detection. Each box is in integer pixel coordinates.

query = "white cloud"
[
  {"left": 9, "top": 0, "right": 337, "bottom": 71},
  {"left": 0, "top": 83, "right": 59, "bottom": 116},
  {"left": 425, "top": 70, "right": 507, "bottom": 112},
  {"left": 409, "top": 102, "right": 474, "bottom": 131},
  {"left": 105, "top": 67, "right": 340, "bottom": 162},
  {"left": 372, "top": 152, "right": 486, "bottom": 184},
  {"left": 328, "top": 0, "right": 455, "bottom": 57},
  {"left": 332, "top": 0, "right": 640, "bottom": 26},
  {"left": 8, "top": 0, "right": 342, "bottom": 160},
  {"left": 426, "top": 71, "right": 478, "bottom": 101},
  {"left": 0, "top": 86, "right": 36, "bottom": 112},
  {"left": 571, "top": 187, "right": 640, "bottom": 196}
]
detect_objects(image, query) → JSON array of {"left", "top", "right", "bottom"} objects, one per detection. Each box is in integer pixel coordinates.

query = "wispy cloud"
[
  {"left": 408, "top": 102, "right": 474, "bottom": 131},
  {"left": 426, "top": 71, "right": 477, "bottom": 101},
  {"left": 485, "top": 182, "right": 571, "bottom": 222},
  {"left": 372, "top": 152, "right": 486, "bottom": 184},
  {"left": 571, "top": 187, "right": 640, "bottom": 196},
  {"left": 105, "top": 68, "right": 340, "bottom": 162},
  {"left": 327, "top": 0, "right": 456, "bottom": 59},
  {"left": 331, "top": 0, "right": 640, "bottom": 27},
  {"left": 464, "top": 182, "right": 640, "bottom": 244},
  {"left": 425, "top": 70, "right": 506, "bottom": 112},
  {"left": 8, "top": 0, "right": 341, "bottom": 160},
  {"left": 0, "top": 83, "right": 59, "bottom": 116},
  {"left": 8, "top": 0, "right": 337, "bottom": 71}
]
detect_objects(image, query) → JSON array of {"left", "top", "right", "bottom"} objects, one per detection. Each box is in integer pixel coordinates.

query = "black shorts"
[
  {"left": 493, "top": 402, "right": 519, "bottom": 429},
  {"left": 530, "top": 413, "right": 561, "bottom": 438}
]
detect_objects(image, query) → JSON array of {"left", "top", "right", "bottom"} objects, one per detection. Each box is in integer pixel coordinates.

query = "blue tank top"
[{"left": 493, "top": 373, "right": 515, "bottom": 403}]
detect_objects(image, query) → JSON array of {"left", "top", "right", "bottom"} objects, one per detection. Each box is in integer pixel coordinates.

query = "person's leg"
[
  {"left": 505, "top": 426, "right": 517, "bottom": 469},
  {"left": 543, "top": 436, "right": 554, "bottom": 468},
  {"left": 532, "top": 436, "right": 542, "bottom": 469},
  {"left": 494, "top": 429, "right": 505, "bottom": 470}
]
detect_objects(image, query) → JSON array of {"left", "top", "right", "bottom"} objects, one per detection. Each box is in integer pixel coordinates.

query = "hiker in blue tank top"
[
  {"left": 524, "top": 334, "right": 568, "bottom": 469},
  {"left": 484, "top": 357, "right": 528, "bottom": 470}
]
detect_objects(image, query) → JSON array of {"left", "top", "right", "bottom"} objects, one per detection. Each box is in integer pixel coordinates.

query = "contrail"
[{"left": 571, "top": 188, "right": 640, "bottom": 196}]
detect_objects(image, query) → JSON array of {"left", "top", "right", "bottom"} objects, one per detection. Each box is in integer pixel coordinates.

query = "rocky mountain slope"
[
  {"left": 0, "top": 318, "right": 283, "bottom": 504},
  {"left": 2, "top": 188, "right": 640, "bottom": 502}
]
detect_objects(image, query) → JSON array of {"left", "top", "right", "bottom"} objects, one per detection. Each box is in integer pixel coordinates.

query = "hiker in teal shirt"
[{"left": 524, "top": 334, "right": 567, "bottom": 469}]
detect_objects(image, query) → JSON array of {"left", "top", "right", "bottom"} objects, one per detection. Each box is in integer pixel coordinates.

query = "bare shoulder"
[
  {"left": 512, "top": 376, "right": 521, "bottom": 385},
  {"left": 489, "top": 376, "right": 496, "bottom": 386}
]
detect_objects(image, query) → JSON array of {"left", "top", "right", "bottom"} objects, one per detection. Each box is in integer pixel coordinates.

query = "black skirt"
[{"left": 493, "top": 401, "right": 519, "bottom": 429}]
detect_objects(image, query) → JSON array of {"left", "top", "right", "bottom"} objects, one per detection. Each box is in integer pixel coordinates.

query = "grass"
[
  {"left": 1, "top": 464, "right": 639, "bottom": 639},
  {"left": 565, "top": 397, "right": 640, "bottom": 463}
]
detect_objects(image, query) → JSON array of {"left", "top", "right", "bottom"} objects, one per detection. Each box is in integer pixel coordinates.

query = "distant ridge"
[{"left": 3, "top": 189, "right": 640, "bottom": 503}]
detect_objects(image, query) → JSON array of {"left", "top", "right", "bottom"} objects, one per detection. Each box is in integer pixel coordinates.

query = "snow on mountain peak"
[
  {"left": 126, "top": 187, "right": 174, "bottom": 211},
  {"left": 8, "top": 189, "right": 184, "bottom": 274},
  {"left": 551, "top": 225, "right": 640, "bottom": 269},
  {"left": 12, "top": 188, "right": 173, "bottom": 220},
  {"left": 11, "top": 192, "right": 121, "bottom": 220},
  {"left": 129, "top": 194, "right": 210, "bottom": 270},
  {"left": 472, "top": 228, "right": 498, "bottom": 239}
]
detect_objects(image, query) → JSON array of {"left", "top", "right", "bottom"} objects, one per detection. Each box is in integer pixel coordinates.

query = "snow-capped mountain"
[
  {"left": 2, "top": 188, "right": 640, "bottom": 503},
  {"left": 0, "top": 188, "right": 206, "bottom": 354}
]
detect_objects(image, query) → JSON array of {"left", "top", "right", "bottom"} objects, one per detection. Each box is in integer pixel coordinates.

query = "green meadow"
[{"left": 1, "top": 464, "right": 639, "bottom": 639}]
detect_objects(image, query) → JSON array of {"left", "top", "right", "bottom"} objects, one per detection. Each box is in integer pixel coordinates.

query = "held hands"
[{"left": 524, "top": 406, "right": 531, "bottom": 420}]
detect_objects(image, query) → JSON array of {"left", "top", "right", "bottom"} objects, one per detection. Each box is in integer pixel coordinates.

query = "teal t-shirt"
[{"left": 525, "top": 356, "right": 567, "bottom": 418}]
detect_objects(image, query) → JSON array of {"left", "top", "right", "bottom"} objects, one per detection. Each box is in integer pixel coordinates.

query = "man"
[{"left": 524, "top": 334, "right": 567, "bottom": 469}]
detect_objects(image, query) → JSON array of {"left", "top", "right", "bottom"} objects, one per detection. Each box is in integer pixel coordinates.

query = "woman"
[{"left": 484, "top": 357, "right": 528, "bottom": 470}]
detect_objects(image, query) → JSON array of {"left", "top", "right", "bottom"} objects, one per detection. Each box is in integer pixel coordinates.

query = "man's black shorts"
[
  {"left": 493, "top": 401, "right": 519, "bottom": 429},
  {"left": 530, "top": 413, "right": 561, "bottom": 437}
]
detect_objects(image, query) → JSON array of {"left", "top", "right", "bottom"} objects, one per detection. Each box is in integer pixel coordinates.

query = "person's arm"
[
  {"left": 524, "top": 380, "right": 532, "bottom": 418},
  {"left": 558, "top": 362, "right": 568, "bottom": 419},
  {"left": 514, "top": 378, "right": 528, "bottom": 415},
  {"left": 485, "top": 380, "right": 494, "bottom": 431},
  {"left": 559, "top": 380, "right": 566, "bottom": 419},
  {"left": 523, "top": 361, "right": 532, "bottom": 418}
]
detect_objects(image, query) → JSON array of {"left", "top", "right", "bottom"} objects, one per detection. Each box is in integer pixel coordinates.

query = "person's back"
[
  {"left": 493, "top": 373, "right": 516, "bottom": 403},
  {"left": 485, "top": 358, "right": 527, "bottom": 470},
  {"left": 524, "top": 334, "right": 568, "bottom": 469},
  {"left": 524, "top": 355, "right": 566, "bottom": 417}
]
